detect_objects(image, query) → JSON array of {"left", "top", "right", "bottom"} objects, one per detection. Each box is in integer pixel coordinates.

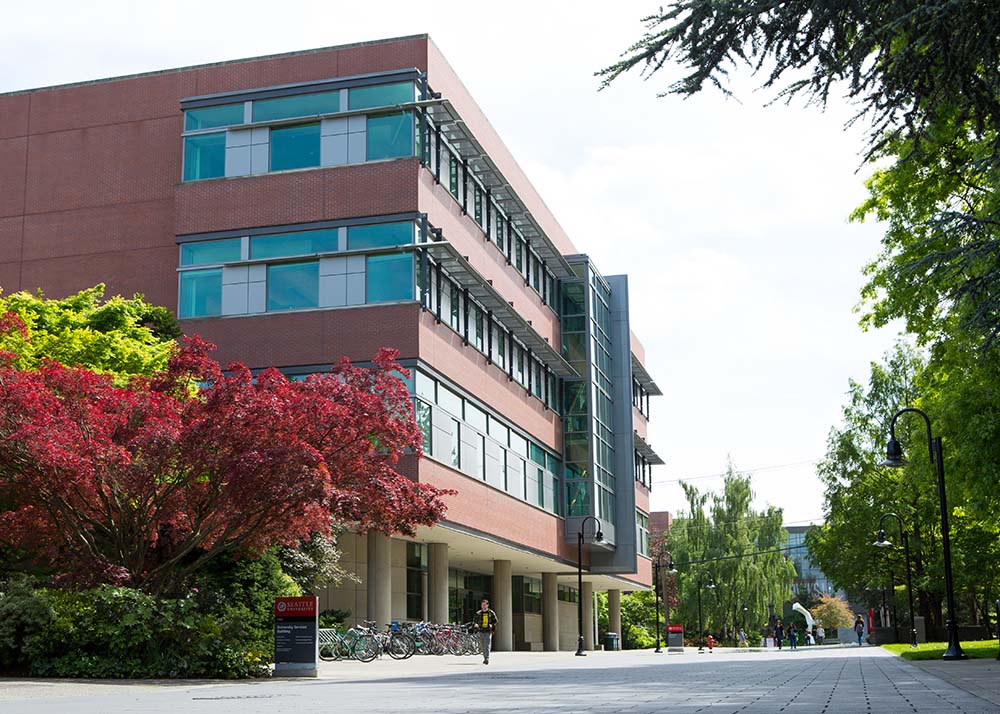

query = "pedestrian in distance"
[
  {"left": 789, "top": 622, "right": 797, "bottom": 650},
  {"left": 804, "top": 627, "right": 814, "bottom": 646},
  {"left": 816, "top": 623, "right": 825, "bottom": 646},
  {"left": 773, "top": 619, "right": 784, "bottom": 650},
  {"left": 475, "top": 598, "right": 498, "bottom": 664},
  {"left": 854, "top": 615, "right": 865, "bottom": 646},
  {"left": 738, "top": 628, "right": 747, "bottom": 648}
]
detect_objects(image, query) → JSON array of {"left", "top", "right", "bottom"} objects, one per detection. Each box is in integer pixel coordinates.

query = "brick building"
[{"left": 0, "top": 34, "right": 663, "bottom": 651}]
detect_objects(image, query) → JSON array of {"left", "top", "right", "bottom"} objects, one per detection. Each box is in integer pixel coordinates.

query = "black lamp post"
[
  {"left": 874, "top": 512, "right": 918, "bottom": 647},
  {"left": 882, "top": 407, "right": 967, "bottom": 660},
  {"left": 575, "top": 516, "right": 603, "bottom": 657},
  {"left": 696, "top": 573, "right": 715, "bottom": 653}
]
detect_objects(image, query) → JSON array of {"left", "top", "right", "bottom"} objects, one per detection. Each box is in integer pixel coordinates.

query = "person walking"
[
  {"left": 854, "top": 615, "right": 865, "bottom": 646},
  {"left": 788, "top": 622, "right": 798, "bottom": 650},
  {"left": 475, "top": 598, "right": 498, "bottom": 664},
  {"left": 773, "top": 619, "right": 784, "bottom": 650},
  {"left": 816, "top": 624, "right": 825, "bottom": 646},
  {"left": 738, "top": 628, "right": 747, "bottom": 648}
]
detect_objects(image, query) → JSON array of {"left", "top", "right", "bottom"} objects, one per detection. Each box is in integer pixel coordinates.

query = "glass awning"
[
  {"left": 420, "top": 240, "right": 579, "bottom": 378},
  {"left": 634, "top": 432, "right": 665, "bottom": 465}
]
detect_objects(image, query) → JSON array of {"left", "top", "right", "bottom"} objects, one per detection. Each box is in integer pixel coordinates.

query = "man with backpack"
[{"left": 475, "top": 598, "right": 498, "bottom": 664}]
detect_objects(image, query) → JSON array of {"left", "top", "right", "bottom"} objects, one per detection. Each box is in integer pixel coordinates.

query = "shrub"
[
  {"left": 0, "top": 576, "right": 53, "bottom": 672},
  {"left": 746, "top": 629, "right": 763, "bottom": 647},
  {"left": 24, "top": 586, "right": 269, "bottom": 678}
]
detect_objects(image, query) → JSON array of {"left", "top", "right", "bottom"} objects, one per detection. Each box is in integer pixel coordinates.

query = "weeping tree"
[{"left": 664, "top": 465, "right": 796, "bottom": 641}]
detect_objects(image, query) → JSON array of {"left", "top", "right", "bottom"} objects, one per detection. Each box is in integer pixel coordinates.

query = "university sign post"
[
  {"left": 667, "top": 624, "right": 684, "bottom": 653},
  {"left": 274, "top": 596, "right": 319, "bottom": 677}
]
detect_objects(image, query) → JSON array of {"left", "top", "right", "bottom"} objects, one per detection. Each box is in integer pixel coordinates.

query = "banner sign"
[{"left": 274, "top": 596, "right": 319, "bottom": 677}]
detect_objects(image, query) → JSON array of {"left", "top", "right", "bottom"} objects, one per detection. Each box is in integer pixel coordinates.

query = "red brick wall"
[
  {"left": 181, "top": 302, "right": 421, "bottom": 369},
  {"left": 175, "top": 160, "right": 420, "bottom": 236}
]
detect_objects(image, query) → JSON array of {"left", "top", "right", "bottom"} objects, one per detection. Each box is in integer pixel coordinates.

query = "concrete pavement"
[{"left": 1, "top": 645, "right": 998, "bottom": 713}]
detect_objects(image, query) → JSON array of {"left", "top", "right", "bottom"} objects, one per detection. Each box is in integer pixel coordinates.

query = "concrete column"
[
  {"left": 581, "top": 581, "right": 595, "bottom": 650},
  {"left": 493, "top": 559, "right": 513, "bottom": 652},
  {"left": 427, "top": 542, "right": 449, "bottom": 623},
  {"left": 542, "top": 572, "right": 559, "bottom": 651},
  {"left": 366, "top": 530, "right": 391, "bottom": 626},
  {"left": 608, "top": 589, "right": 622, "bottom": 645}
]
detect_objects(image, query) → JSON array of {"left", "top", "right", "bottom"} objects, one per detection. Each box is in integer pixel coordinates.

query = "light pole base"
[
  {"left": 575, "top": 636, "right": 587, "bottom": 656},
  {"left": 942, "top": 624, "right": 968, "bottom": 660}
]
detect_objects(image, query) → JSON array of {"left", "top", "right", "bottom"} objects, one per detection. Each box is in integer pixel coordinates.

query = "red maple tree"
[{"left": 0, "top": 334, "right": 451, "bottom": 594}]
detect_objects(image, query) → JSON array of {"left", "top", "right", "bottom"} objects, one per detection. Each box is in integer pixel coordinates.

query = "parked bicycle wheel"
[
  {"left": 387, "top": 632, "right": 416, "bottom": 660},
  {"left": 352, "top": 633, "right": 380, "bottom": 662}
]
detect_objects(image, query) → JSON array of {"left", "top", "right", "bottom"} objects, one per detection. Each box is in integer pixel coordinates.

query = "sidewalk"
[{"left": 905, "top": 657, "right": 1000, "bottom": 708}]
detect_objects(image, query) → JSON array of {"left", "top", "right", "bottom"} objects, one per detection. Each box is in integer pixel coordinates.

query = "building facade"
[
  {"left": 0, "top": 34, "right": 662, "bottom": 650},
  {"left": 785, "top": 526, "right": 838, "bottom": 599}
]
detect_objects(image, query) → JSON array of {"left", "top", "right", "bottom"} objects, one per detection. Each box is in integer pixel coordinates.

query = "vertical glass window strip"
[
  {"left": 366, "top": 253, "right": 414, "bottom": 303},
  {"left": 185, "top": 103, "right": 244, "bottom": 131},
  {"left": 496, "top": 331, "right": 506, "bottom": 369},
  {"left": 474, "top": 308, "right": 484, "bottom": 351},
  {"left": 367, "top": 112, "right": 414, "bottom": 160},
  {"left": 178, "top": 269, "right": 222, "bottom": 318},
  {"left": 252, "top": 91, "right": 339, "bottom": 122},
  {"left": 183, "top": 133, "right": 226, "bottom": 181},
  {"left": 449, "top": 283, "right": 461, "bottom": 331},
  {"left": 269, "top": 123, "right": 321, "bottom": 171},
  {"left": 416, "top": 400, "right": 432, "bottom": 455},
  {"left": 449, "top": 153, "right": 459, "bottom": 196},
  {"left": 449, "top": 419, "right": 461, "bottom": 469},
  {"left": 267, "top": 262, "right": 319, "bottom": 311},
  {"left": 473, "top": 187, "right": 483, "bottom": 224},
  {"left": 515, "top": 240, "right": 524, "bottom": 273}
]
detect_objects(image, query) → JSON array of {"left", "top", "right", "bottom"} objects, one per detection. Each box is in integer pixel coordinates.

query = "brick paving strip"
[{"left": 1, "top": 646, "right": 998, "bottom": 714}]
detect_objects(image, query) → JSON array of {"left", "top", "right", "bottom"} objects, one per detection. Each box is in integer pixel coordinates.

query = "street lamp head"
[
  {"left": 595, "top": 529, "right": 604, "bottom": 543},
  {"left": 881, "top": 437, "right": 907, "bottom": 468},
  {"left": 667, "top": 560, "right": 678, "bottom": 574},
  {"left": 873, "top": 529, "right": 892, "bottom": 548},
  {"left": 706, "top": 577, "right": 716, "bottom": 589}
]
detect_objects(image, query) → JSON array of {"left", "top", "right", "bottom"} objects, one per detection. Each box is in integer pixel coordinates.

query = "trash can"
[{"left": 604, "top": 632, "right": 620, "bottom": 651}]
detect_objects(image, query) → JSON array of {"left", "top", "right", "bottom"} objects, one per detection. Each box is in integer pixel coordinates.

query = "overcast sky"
[{"left": 2, "top": 0, "right": 902, "bottom": 525}]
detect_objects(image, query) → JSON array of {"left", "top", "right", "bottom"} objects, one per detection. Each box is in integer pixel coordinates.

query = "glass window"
[
  {"left": 267, "top": 262, "right": 318, "bottom": 311},
  {"left": 487, "top": 416, "right": 509, "bottom": 445},
  {"left": 449, "top": 284, "right": 461, "bottom": 331},
  {"left": 415, "top": 400, "right": 432, "bottom": 455},
  {"left": 415, "top": 370, "right": 436, "bottom": 402},
  {"left": 366, "top": 253, "right": 414, "bottom": 303},
  {"left": 509, "top": 433, "right": 528, "bottom": 459},
  {"left": 437, "top": 385, "right": 462, "bottom": 418},
  {"left": 474, "top": 307, "right": 484, "bottom": 351},
  {"left": 465, "top": 403, "right": 487, "bottom": 433},
  {"left": 252, "top": 91, "right": 339, "bottom": 123},
  {"left": 183, "top": 132, "right": 226, "bottom": 181},
  {"left": 180, "top": 239, "right": 241, "bottom": 266},
  {"left": 515, "top": 240, "right": 524, "bottom": 272},
  {"left": 529, "top": 443, "right": 546, "bottom": 467},
  {"left": 496, "top": 331, "right": 506, "bottom": 369},
  {"left": 185, "top": 103, "right": 244, "bottom": 131},
  {"left": 367, "top": 112, "right": 414, "bottom": 160},
  {"left": 566, "top": 481, "right": 590, "bottom": 517},
  {"left": 178, "top": 269, "right": 222, "bottom": 318},
  {"left": 348, "top": 82, "right": 415, "bottom": 110},
  {"left": 270, "top": 123, "right": 320, "bottom": 171},
  {"left": 348, "top": 222, "right": 413, "bottom": 250},
  {"left": 250, "top": 229, "right": 339, "bottom": 260},
  {"left": 449, "top": 418, "right": 461, "bottom": 469}
]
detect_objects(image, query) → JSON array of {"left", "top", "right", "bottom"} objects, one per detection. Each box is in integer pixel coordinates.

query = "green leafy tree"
[
  {"left": 600, "top": 1, "right": 1000, "bottom": 347},
  {"left": 0, "top": 285, "right": 179, "bottom": 382}
]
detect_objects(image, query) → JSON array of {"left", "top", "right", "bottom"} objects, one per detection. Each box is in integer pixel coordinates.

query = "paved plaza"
[{"left": 2, "top": 646, "right": 999, "bottom": 714}]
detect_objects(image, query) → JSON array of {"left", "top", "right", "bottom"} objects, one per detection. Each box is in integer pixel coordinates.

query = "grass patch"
[{"left": 883, "top": 639, "right": 999, "bottom": 660}]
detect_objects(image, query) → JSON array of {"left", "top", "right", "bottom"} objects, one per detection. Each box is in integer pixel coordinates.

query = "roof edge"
[{"left": 1, "top": 33, "right": 430, "bottom": 97}]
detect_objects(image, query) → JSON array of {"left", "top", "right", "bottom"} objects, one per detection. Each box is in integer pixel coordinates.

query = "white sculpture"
[{"left": 791, "top": 602, "right": 815, "bottom": 629}]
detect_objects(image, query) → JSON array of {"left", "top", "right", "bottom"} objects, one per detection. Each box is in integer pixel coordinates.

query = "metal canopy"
[
  {"left": 634, "top": 432, "right": 665, "bottom": 465},
  {"left": 426, "top": 100, "right": 575, "bottom": 279},
  {"left": 631, "top": 354, "right": 663, "bottom": 396},
  {"left": 421, "top": 241, "right": 578, "bottom": 378}
]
